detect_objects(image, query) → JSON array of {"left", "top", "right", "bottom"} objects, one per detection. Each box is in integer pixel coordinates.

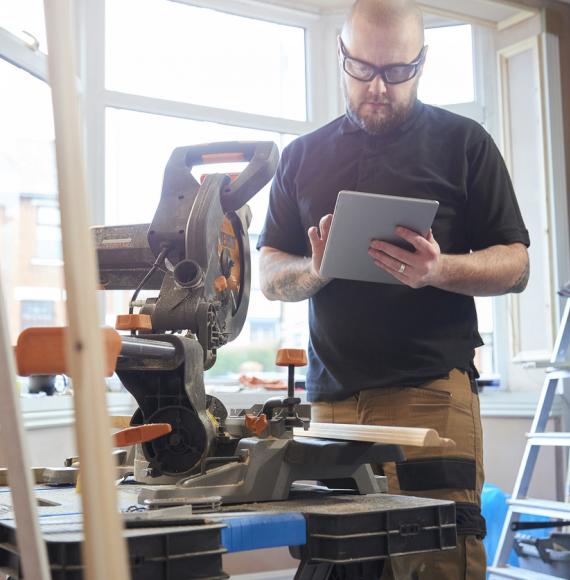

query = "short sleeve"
[
  {"left": 256, "top": 143, "right": 307, "bottom": 256},
  {"left": 466, "top": 134, "right": 530, "bottom": 250}
]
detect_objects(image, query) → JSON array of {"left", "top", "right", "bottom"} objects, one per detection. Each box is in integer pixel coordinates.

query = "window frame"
[
  {"left": 86, "top": 2, "right": 506, "bottom": 381},
  {"left": 4, "top": 1, "right": 562, "bottom": 395}
]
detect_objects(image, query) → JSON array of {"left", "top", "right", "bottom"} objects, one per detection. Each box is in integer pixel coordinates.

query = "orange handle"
[
  {"left": 15, "top": 326, "right": 122, "bottom": 377},
  {"left": 112, "top": 423, "right": 172, "bottom": 447}
]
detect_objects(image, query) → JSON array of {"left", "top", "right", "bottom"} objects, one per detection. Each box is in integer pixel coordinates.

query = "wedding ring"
[{"left": 398, "top": 262, "right": 406, "bottom": 274}]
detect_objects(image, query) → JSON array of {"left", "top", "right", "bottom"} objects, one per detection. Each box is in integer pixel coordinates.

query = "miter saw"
[
  {"left": 5, "top": 141, "right": 460, "bottom": 580},
  {"left": 18, "top": 141, "right": 403, "bottom": 506}
]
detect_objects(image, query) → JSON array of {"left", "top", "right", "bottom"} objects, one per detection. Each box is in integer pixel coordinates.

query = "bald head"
[
  {"left": 342, "top": 0, "right": 424, "bottom": 48},
  {"left": 338, "top": 0, "right": 426, "bottom": 135}
]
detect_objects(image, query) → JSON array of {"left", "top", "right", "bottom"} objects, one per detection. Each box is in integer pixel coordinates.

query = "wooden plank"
[
  {"left": 0, "top": 278, "right": 50, "bottom": 579},
  {"left": 43, "top": 2, "right": 131, "bottom": 579},
  {"left": 294, "top": 422, "right": 455, "bottom": 448}
]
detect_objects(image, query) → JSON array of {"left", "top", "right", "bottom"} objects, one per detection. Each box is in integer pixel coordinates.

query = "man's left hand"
[{"left": 368, "top": 227, "right": 442, "bottom": 288}]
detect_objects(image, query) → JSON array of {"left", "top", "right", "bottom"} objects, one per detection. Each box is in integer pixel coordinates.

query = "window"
[
  {"left": 250, "top": 319, "right": 279, "bottom": 343},
  {"left": 2, "top": 3, "right": 553, "bottom": 395},
  {"left": 35, "top": 203, "right": 62, "bottom": 261},
  {"left": 474, "top": 296, "right": 495, "bottom": 379},
  {"left": 0, "top": 53, "right": 64, "bottom": 344},
  {"left": 105, "top": 0, "right": 307, "bottom": 121},
  {"left": 20, "top": 299, "right": 55, "bottom": 329},
  {"left": 419, "top": 24, "right": 475, "bottom": 106}
]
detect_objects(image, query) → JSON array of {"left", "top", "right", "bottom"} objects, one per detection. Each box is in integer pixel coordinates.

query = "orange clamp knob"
[
  {"left": 112, "top": 423, "right": 172, "bottom": 447},
  {"left": 275, "top": 348, "right": 307, "bottom": 367},
  {"left": 245, "top": 413, "right": 269, "bottom": 437}
]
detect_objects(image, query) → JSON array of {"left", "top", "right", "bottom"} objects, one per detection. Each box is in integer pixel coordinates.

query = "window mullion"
[
  {"left": 305, "top": 19, "right": 331, "bottom": 126},
  {"left": 104, "top": 90, "right": 318, "bottom": 136}
]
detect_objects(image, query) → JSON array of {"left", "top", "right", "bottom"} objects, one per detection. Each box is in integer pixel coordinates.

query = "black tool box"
[
  {"left": 231, "top": 493, "right": 457, "bottom": 563},
  {"left": 0, "top": 514, "right": 228, "bottom": 580}
]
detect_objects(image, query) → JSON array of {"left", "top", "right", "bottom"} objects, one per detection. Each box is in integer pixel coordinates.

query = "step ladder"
[{"left": 489, "top": 296, "right": 570, "bottom": 579}]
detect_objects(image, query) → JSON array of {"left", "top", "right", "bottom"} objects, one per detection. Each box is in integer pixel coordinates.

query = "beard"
[{"left": 344, "top": 78, "right": 419, "bottom": 136}]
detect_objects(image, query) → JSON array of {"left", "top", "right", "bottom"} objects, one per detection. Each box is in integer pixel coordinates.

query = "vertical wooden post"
[
  {"left": 43, "top": 1, "right": 131, "bottom": 579},
  {"left": 0, "top": 279, "right": 50, "bottom": 580}
]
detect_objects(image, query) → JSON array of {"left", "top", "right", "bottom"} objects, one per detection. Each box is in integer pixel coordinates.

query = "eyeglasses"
[{"left": 339, "top": 38, "right": 426, "bottom": 85}]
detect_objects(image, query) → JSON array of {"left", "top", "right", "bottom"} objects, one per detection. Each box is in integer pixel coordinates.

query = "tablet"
[{"left": 319, "top": 190, "right": 439, "bottom": 285}]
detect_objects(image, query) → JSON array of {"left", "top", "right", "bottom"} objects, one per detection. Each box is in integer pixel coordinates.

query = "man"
[{"left": 257, "top": 0, "right": 530, "bottom": 578}]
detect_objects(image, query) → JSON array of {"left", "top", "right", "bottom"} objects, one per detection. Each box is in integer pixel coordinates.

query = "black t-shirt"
[{"left": 257, "top": 101, "right": 530, "bottom": 402}]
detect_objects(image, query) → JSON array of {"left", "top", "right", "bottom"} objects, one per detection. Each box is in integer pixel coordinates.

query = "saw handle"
[
  {"left": 112, "top": 423, "right": 172, "bottom": 447},
  {"left": 183, "top": 141, "right": 279, "bottom": 212}
]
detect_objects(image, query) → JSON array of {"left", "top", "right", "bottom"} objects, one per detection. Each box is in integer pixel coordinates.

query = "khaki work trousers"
[{"left": 311, "top": 369, "right": 486, "bottom": 580}]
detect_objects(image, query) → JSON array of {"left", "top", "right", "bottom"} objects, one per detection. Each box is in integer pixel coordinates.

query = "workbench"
[{"left": 0, "top": 484, "right": 456, "bottom": 579}]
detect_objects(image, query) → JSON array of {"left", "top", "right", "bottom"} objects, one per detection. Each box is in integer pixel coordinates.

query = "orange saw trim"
[
  {"left": 201, "top": 152, "right": 245, "bottom": 164},
  {"left": 115, "top": 314, "right": 152, "bottom": 332}
]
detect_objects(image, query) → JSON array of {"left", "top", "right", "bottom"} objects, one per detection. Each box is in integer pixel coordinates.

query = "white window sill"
[
  {"left": 19, "top": 388, "right": 557, "bottom": 430},
  {"left": 479, "top": 388, "right": 564, "bottom": 418},
  {"left": 20, "top": 392, "right": 135, "bottom": 430},
  {"left": 208, "top": 384, "right": 563, "bottom": 420}
]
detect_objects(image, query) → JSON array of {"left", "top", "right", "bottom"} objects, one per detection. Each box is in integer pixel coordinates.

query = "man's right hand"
[
  {"left": 259, "top": 213, "right": 333, "bottom": 302},
  {"left": 308, "top": 214, "right": 333, "bottom": 278}
]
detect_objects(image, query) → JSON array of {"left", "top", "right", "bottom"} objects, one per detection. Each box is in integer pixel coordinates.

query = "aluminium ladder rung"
[
  {"left": 537, "top": 369, "right": 570, "bottom": 380},
  {"left": 527, "top": 433, "right": 570, "bottom": 446},
  {"left": 488, "top": 565, "right": 565, "bottom": 579},
  {"left": 508, "top": 498, "right": 570, "bottom": 519}
]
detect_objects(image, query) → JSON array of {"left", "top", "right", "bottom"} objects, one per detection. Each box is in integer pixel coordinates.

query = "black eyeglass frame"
[{"left": 339, "top": 38, "right": 427, "bottom": 85}]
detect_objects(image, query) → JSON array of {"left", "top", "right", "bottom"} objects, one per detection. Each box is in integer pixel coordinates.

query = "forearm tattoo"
[
  {"left": 509, "top": 260, "right": 530, "bottom": 294},
  {"left": 263, "top": 256, "right": 328, "bottom": 302}
]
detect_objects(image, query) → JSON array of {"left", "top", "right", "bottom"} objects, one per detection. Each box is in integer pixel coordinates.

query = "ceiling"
[{"left": 262, "top": 0, "right": 537, "bottom": 28}]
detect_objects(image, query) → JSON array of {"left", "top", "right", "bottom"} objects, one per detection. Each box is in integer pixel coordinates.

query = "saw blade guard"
[{"left": 134, "top": 141, "right": 278, "bottom": 366}]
